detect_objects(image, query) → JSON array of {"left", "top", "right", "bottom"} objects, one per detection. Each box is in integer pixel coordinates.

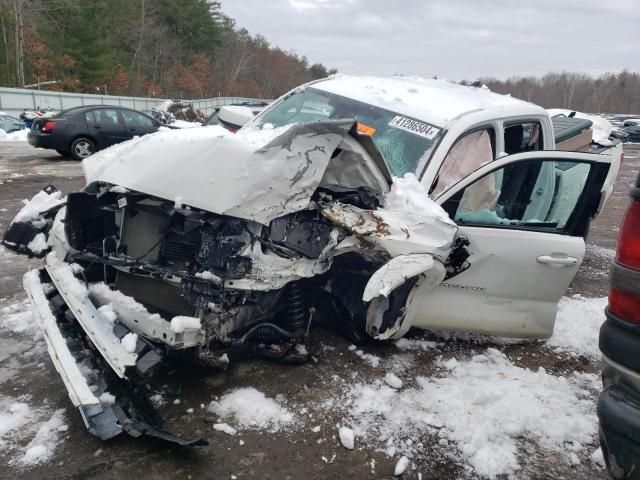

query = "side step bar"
[{"left": 24, "top": 268, "right": 207, "bottom": 446}]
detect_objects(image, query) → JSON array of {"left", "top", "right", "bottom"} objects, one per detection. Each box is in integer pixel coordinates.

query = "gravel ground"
[{"left": 0, "top": 141, "right": 637, "bottom": 479}]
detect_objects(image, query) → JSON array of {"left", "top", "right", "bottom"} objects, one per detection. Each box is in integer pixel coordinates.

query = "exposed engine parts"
[{"left": 4, "top": 170, "right": 462, "bottom": 446}]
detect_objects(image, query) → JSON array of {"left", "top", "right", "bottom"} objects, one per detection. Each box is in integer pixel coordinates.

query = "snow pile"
[
  {"left": 394, "top": 337, "right": 440, "bottom": 351},
  {"left": 26, "top": 233, "right": 48, "bottom": 255},
  {"left": 120, "top": 332, "right": 138, "bottom": 353},
  {"left": 339, "top": 426, "right": 355, "bottom": 449},
  {"left": 12, "top": 190, "right": 64, "bottom": 225},
  {"left": 384, "top": 173, "right": 454, "bottom": 225},
  {"left": 194, "top": 271, "right": 222, "bottom": 283},
  {"left": 46, "top": 253, "right": 88, "bottom": 300},
  {"left": 170, "top": 316, "right": 201, "bottom": 333},
  {"left": 343, "top": 348, "right": 599, "bottom": 478},
  {"left": 97, "top": 304, "right": 117, "bottom": 324},
  {"left": 394, "top": 456, "right": 410, "bottom": 476},
  {"left": 19, "top": 409, "right": 66, "bottom": 466},
  {"left": 0, "top": 300, "right": 37, "bottom": 335},
  {"left": 213, "top": 423, "right": 237, "bottom": 436},
  {"left": 0, "top": 129, "right": 28, "bottom": 142},
  {"left": 546, "top": 295, "right": 607, "bottom": 359},
  {"left": 383, "top": 372, "right": 403, "bottom": 389},
  {"left": 236, "top": 123, "right": 294, "bottom": 149},
  {"left": 208, "top": 387, "right": 294, "bottom": 432},
  {"left": 353, "top": 348, "right": 381, "bottom": 368},
  {"left": 90, "top": 282, "right": 163, "bottom": 327},
  {"left": 0, "top": 396, "right": 66, "bottom": 467}
]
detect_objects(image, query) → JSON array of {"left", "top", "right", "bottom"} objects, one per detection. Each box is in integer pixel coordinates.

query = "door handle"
[
  {"left": 93, "top": 125, "right": 101, "bottom": 129},
  {"left": 537, "top": 255, "right": 578, "bottom": 266},
  {"left": 128, "top": 127, "right": 136, "bottom": 131}
]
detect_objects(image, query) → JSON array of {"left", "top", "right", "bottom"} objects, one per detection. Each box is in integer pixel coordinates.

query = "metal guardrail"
[{"left": 0, "top": 87, "right": 267, "bottom": 117}]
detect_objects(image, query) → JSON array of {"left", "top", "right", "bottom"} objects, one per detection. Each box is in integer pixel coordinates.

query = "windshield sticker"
[
  {"left": 388, "top": 116, "right": 440, "bottom": 140},
  {"left": 356, "top": 122, "right": 376, "bottom": 136}
]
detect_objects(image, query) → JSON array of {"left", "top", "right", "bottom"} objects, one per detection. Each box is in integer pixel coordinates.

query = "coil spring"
[{"left": 286, "top": 281, "right": 307, "bottom": 338}]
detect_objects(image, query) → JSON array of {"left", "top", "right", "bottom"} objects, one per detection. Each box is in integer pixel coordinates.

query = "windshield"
[{"left": 254, "top": 87, "right": 443, "bottom": 176}]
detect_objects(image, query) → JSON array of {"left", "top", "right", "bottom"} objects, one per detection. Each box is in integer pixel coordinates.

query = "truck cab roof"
[{"left": 311, "top": 75, "right": 547, "bottom": 127}]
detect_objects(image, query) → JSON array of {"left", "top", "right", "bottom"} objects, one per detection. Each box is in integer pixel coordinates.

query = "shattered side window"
[{"left": 255, "top": 88, "right": 442, "bottom": 176}]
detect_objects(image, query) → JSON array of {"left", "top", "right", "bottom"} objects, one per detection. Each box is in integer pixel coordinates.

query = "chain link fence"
[{"left": 0, "top": 87, "right": 267, "bottom": 118}]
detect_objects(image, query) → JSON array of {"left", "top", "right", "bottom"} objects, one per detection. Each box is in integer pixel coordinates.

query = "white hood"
[{"left": 83, "top": 120, "right": 357, "bottom": 225}]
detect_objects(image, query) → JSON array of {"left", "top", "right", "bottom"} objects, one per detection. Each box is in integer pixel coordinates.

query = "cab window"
[{"left": 504, "top": 122, "right": 542, "bottom": 154}]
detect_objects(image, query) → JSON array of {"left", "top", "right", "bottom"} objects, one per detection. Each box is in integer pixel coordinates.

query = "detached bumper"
[
  {"left": 24, "top": 264, "right": 207, "bottom": 446},
  {"left": 24, "top": 269, "right": 123, "bottom": 439}
]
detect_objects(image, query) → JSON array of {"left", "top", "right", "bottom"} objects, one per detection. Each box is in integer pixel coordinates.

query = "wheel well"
[{"left": 69, "top": 134, "right": 97, "bottom": 151}]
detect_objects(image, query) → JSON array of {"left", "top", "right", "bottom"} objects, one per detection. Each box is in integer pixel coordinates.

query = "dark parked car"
[
  {"left": 28, "top": 105, "right": 160, "bottom": 160},
  {"left": 622, "top": 125, "right": 640, "bottom": 143},
  {"left": 598, "top": 171, "right": 640, "bottom": 479},
  {"left": 0, "top": 112, "right": 26, "bottom": 133}
]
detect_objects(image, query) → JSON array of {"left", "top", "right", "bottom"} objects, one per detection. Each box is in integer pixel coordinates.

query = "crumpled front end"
[{"left": 3, "top": 120, "right": 464, "bottom": 444}]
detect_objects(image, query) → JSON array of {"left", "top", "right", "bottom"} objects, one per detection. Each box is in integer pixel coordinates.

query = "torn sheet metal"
[
  {"left": 366, "top": 258, "right": 447, "bottom": 340},
  {"left": 83, "top": 119, "right": 357, "bottom": 225},
  {"left": 362, "top": 253, "right": 438, "bottom": 301},
  {"left": 321, "top": 202, "right": 457, "bottom": 259}
]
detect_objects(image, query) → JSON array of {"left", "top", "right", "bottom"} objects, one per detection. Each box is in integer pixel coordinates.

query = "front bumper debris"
[{"left": 24, "top": 267, "right": 207, "bottom": 446}]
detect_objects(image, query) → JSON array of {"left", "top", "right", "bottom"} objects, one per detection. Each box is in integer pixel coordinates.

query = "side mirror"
[{"left": 218, "top": 106, "right": 255, "bottom": 130}]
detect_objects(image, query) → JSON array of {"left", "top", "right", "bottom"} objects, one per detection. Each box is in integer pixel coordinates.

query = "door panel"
[
  {"left": 406, "top": 228, "right": 584, "bottom": 338},
  {"left": 87, "top": 109, "right": 126, "bottom": 147},
  {"left": 407, "top": 151, "right": 612, "bottom": 339}
]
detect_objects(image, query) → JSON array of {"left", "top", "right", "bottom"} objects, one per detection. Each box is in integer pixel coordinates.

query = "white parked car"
[{"left": 2, "top": 75, "right": 623, "bottom": 444}]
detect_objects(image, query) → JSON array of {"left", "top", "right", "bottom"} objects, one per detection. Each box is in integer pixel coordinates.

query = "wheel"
[
  {"left": 70, "top": 137, "right": 95, "bottom": 160},
  {"left": 55, "top": 149, "right": 70, "bottom": 157}
]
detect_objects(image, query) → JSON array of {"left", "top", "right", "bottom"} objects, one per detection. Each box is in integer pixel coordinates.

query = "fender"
[{"left": 364, "top": 253, "right": 446, "bottom": 340}]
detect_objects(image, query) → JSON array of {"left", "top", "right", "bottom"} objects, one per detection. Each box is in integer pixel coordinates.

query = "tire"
[
  {"left": 70, "top": 137, "right": 95, "bottom": 161},
  {"left": 55, "top": 149, "right": 70, "bottom": 157}
]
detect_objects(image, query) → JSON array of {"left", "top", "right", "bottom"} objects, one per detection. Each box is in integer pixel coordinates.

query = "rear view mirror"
[{"left": 218, "top": 106, "right": 255, "bottom": 130}]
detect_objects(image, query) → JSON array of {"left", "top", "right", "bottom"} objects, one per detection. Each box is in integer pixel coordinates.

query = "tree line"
[
  {"left": 0, "top": 0, "right": 336, "bottom": 99},
  {"left": 471, "top": 71, "right": 640, "bottom": 115}
]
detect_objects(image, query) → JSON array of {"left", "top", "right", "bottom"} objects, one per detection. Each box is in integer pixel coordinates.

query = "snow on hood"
[
  {"left": 82, "top": 120, "right": 358, "bottom": 224},
  {"left": 548, "top": 108, "right": 613, "bottom": 146}
]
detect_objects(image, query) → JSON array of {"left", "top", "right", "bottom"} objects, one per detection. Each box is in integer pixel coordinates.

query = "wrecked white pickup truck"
[{"left": 2, "top": 75, "right": 622, "bottom": 445}]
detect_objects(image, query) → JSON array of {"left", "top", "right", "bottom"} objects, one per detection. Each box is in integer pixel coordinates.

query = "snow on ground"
[
  {"left": 586, "top": 243, "right": 615, "bottom": 260},
  {"left": 339, "top": 348, "right": 599, "bottom": 479},
  {"left": 0, "top": 129, "right": 28, "bottom": 142},
  {"left": 0, "top": 299, "right": 38, "bottom": 336},
  {"left": 208, "top": 387, "right": 295, "bottom": 432},
  {"left": 546, "top": 295, "right": 607, "bottom": 359},
  {"left": 0, "top": 396, "right": 67, "bottom": 467}
]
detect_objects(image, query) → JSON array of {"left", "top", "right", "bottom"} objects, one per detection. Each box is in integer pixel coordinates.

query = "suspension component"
[{"left": 286, "top": 281, "right": 307, "bottom": 339}]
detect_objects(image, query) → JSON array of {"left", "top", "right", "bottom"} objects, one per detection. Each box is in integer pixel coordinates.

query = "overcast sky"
[{"left": 220, "top": 0, "right": 639, "bottom": 80}]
